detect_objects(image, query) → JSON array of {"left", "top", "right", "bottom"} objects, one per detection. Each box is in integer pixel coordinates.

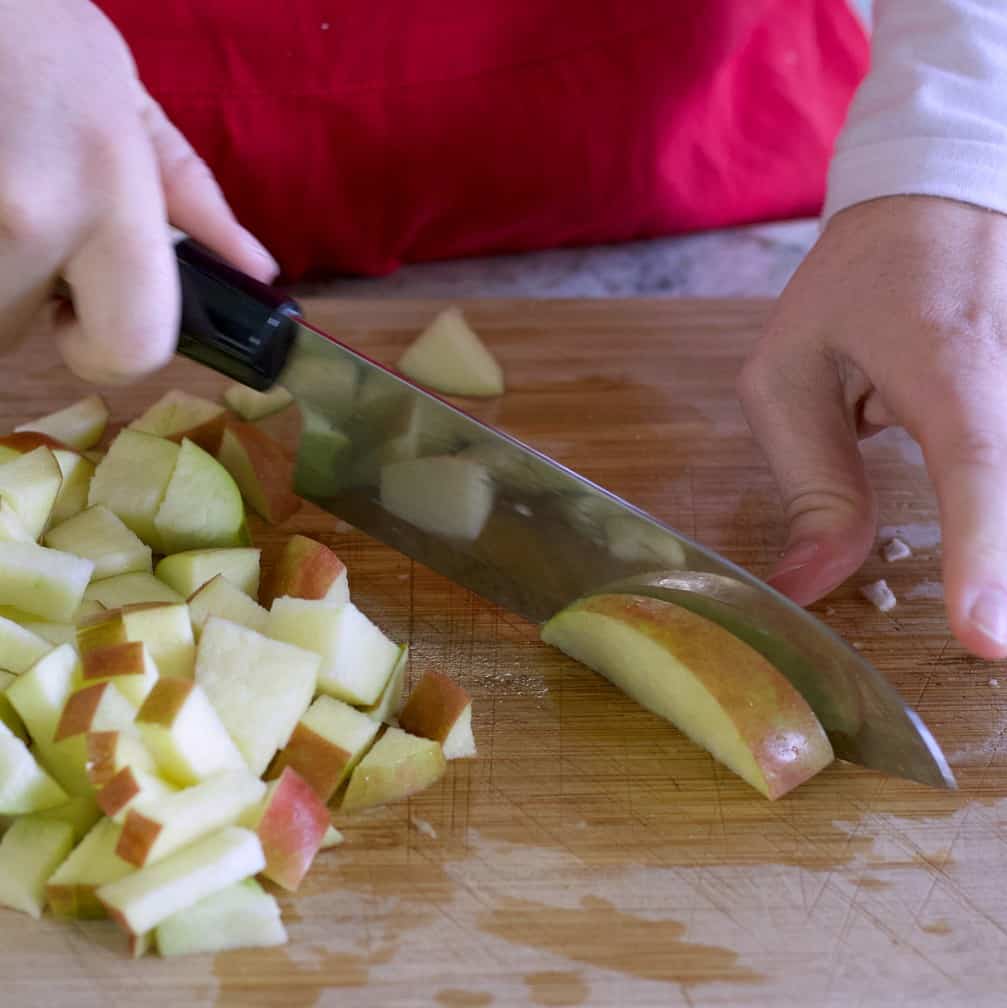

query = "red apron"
[{"left": 96, "top": 1, "right": 869, "bottom": 281}]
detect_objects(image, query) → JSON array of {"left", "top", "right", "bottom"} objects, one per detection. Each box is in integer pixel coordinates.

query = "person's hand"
[
  {"left": 0, "top": 0, "right": 276, "bottom": 383},
  {"left": 738, "top": 194, "right": 1007, "bottom": 659}
]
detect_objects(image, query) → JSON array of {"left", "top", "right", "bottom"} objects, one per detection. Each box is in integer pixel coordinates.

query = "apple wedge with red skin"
[
  {"left": 398, "top": 670, "right": 477, "bottom": 760},
  {"left": 216, "top": 421, "right": 300, "bottom": 525},
  {"left": 260, "top": 534, "right": 348, "bottom": 609},
  {"left": 540, "top": 594, "right": 835, "bottom": 800}
]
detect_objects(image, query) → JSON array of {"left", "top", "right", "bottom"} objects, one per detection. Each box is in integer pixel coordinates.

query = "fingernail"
[
  {"left": 968, "top": 588, "right": 1007, "bottom": 644},
  {"left": 769, "top": 540, "right": 821, "bottom": 580},
  {"left": 242, "top": 230, "right": 279, "bottom": 273}
]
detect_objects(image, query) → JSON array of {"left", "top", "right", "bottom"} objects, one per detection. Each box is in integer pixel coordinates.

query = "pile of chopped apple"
[{"left": 0, "top": 392, "right": 476, "bottom": 959}]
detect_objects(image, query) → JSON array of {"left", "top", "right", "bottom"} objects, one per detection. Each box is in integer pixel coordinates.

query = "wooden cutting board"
[{"left": 3, "top": 299, "right": 1003, "bottom": 1008}]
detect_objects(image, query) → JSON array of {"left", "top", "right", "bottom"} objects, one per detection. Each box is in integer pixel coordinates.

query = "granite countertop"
[{"left": 291, "top": 218, "right": 821, "bottom": 301}]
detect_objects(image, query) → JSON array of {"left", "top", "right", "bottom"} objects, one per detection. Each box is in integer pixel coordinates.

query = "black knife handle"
[{"left": 175, "top": 239, "right": 301, "bottom": 390}]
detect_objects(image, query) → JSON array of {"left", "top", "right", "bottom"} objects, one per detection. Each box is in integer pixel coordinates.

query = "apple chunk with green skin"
[
  {"left": 260, "top": 534, "right": 348, "bottom": 609},
  {"left": 0, "top": 541, "right": 93, "bottom": 622},
  {"left": 216, "top": 421, "right": 301, "bottom": 525},
  {"left": 194, "top": 618, "right": 318, "bottom": 775},
  {"left": 98, "top": 825, "right": 265, "bottom": 938},
  {"left": 50, "top": 449, "right": 96, "bottom": 525},
  {"left": 128, "top": 389, "right": 228, "bottom": 455},
  {"left": 541, "top": 594, "right": 835, "bottom": 799},
  {"left": 78, "top": 603, "right": 195, "bottom": 679},
  {"left": 340, "top": 726, "right": 446, "bottom": 814},
  {"left": 398, "top": 670, "right": 477, "bottom": 760},
  {"left": 79, "top": 641, "right": 159, "bottom": 706},
  {"left": 156, "top": 878, "right": 287, "bottom": 957},
  {"left": 0, "top": 815, "right": 74, "bottom": 917},
  {"left": 187, "top": 575, "right": 268, "bottom": 639},
  {"left": 84, "top": 572, "right": 185, "bottom": 610},
  {"left": 136, "top": 677, "right": 247, "bottom": 787},
  {"left": 153, "top": 438, "right": 247, "bottom": 554},
  {"left": 15, "top": 395, "right": 109, "bottom": 451},
  {"left": 44, "top": 505, "right": 152, "bottom": 580},
  {"left": 268, "top": 695, "right": 380, "bottom": 802},
  {"left": 0, "top": 446, "right": 63, "bottom": 539},
  {"left": 47, "top": 817, "right": 135, "bottom": 919},
  {"left": 156, "top": 547, "right": 260, "bottom": 599},
  {"left": 0, "top": 720, "right": 68, "bottom": 813},
  {"left": 267, "top": 598, "right": 399, "bottom": 706}
]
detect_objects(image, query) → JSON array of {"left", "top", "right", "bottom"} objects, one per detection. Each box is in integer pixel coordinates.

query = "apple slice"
[
  {"left": 50, "top": 449, "right": 96, "bottom": 525},
  {"left": 155, "top": 878, "right": 286, "bottom": 957},
  {"left": 398, "top": 670, "right": 476, "bottom": 760},
  {"left": 97, "top": 767, "right": 177, "bottom": 823},
  {"left": 540, "top": 594, "right": 835, "bottom": 799},
  {"left": 320, "top": 824, "right": 343, "bottom": 849},
  {"left": 0, "top": 815, "right": 75, "bottom": 917},
  {"left": 84, "top": 572, "right": 185, "bottom": 610},
  {"left": 242, "top": 767, "right": 328, "bottom": 891},
  {"left": 97, "top": 825, "right": 265, "bottom": 937},
  {"left": 45, "top": 505, "right": 152, "bottom": 580},
  {"left": 117, "top": 769, "right": 265, "bottom": 867},
  {"left": 0, "top": 669, "right": 28, "bottom": 742},
  {"left": 156, "top": 547, "right": 260, "bottom": 599},
  {"left": 136, "top": 677, "right": 247, "bottom": 786},
  {"left": 340, "top": 726, "right": 446, "bottom": 814},
  {"left": 0, "top": 613, "right": 53, "bottom": 673},
  {"left": 361, "top": 645, "right": 408, "bottom": 723},
  {"left": 397, "top": 306, "right": 504, "bottom": 397},
  {"left": 15, "top": 395, "right": 109, "bottom": 452},
  {"left": 0, "top": 720, "right": 68, "bottom": 813},
  {"left": 223, "top": 383, "right": 294, "bottom": 422},
  {"left": 268, "top": 695, "right": 380, "bottom": 802},
  {"left": 128, "top": 390, "right": 228, "bottom": 455},
  {"left": 78, "top": 603, "right": 195, "bottom": 679},
  {"left": 55, "top": 681, "right": 137, "bottom": 742},
  {"left": 80, "top": 641, "right": 159, "bottom": 706},
  {"left": 267, "top": 599, "right": 398, "bottom": 706},
  {"left": 380, "top": 455, "right": 494, "bottom": 541},
  {"left": 86, "top": 730, "right": 158, "bottom": 789},
  {"left": 194, "top": 618, "right": 318, "bottom": 775},
  {"left": 260, "top": 534, "right": 348, "bottom": 609},
  {"left": 0, "top": 541, "right": 93, "bottom": 621},
  {"left": 187, "top": 575, "right": 268, "bottom": 638},
  {"left": 0, "top": 498, "right": 33, "bottom": 543},
  {"left": 46, "top": 817, "right": 134, "bottom": 919},
  {"left": 35, "top": 792, "right": 102, "bottom": 842},
  {"left": 153, "top": 439, "right": 247, "bottom": 554},
  {"left": 88, "top": 429, "right": 180, "bottom": 547},
  {"left": 0, "top": 446, "right": 63, "bottom": 539},
  {"left": 216, "top": 421, "right": 300, "bottom": 525}
]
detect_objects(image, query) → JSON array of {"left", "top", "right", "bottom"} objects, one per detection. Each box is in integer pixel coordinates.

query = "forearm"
[{"left": 824, "top": 0, "right": 1007, "bottom": 219}]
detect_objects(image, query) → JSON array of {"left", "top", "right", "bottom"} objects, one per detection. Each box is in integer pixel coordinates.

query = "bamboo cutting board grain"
[{"left": 2, "top": 299, "right": 1004, "bottom": 1008}]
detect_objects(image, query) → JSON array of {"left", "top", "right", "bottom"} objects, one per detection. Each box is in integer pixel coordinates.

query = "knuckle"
[
  {"left": 0, "top": 181, "right": 59, "bottom": 247},
  {"left": 162, "top": 149, "right": 215, "bottom": 192}
]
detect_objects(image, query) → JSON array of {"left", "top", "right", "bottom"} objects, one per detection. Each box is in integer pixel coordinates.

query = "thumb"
[{"left": 737, "top": 347, "right": 877, "bottom": 605}]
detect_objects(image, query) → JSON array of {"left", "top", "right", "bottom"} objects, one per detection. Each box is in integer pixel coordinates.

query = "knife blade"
[{"left": 174, "top": 239, "right": 956, "bottom": 790}]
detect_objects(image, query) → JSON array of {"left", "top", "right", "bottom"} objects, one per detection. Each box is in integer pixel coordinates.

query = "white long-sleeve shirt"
[{"left": 824, "top": 0, "right": 1007, "bottom": 220}]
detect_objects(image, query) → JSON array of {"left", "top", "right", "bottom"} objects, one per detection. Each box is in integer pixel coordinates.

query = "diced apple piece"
[
  {"left": 280, "top": 352, "right": 358, "bottom": 424},
  {"left": 216, "top": 421, "right": 300, "bottom": 525},
  {"left": 398, "top": 670, "right": 476, "bottom": 760},
  {"left": 292, "top": 408, "right": 353, "bottom": 498},
  {"left": 0, "top": 432, "right": 70, "bottom": 463},
  {"left": 340, "top": 726, "right": 446, "bottom": 814},
  {"left": 97, "top": 825, "right": 265, "bottom": 937},
  {"left": 0, "top": 614, "right": 52, "bottom": 673},
  {"left": 0, "top": 541, "right": 93, "bottom": 622},
  {"left": 153, "top": 439, "right": 247, "bottom": 554},
  {"left": 47, "top": 818, "right": 134, "bottom": 919},
  {"left": 0, "top": 815, "right": 74, "bottom": 917},
  {"left": 15, "top": 395, "right": 109, "bottom": 452},
  {"left": 117, "top": 770, "right": 264, "bottom": 867},
  {"left": 360, "top": 645, "right": 408, "bottom": 723},
  {"left": 35, "top": 792, "right": 102, "bottom": 842},
  {"left": 78, "top": 603, "right": 195, "bottom": 679},
  {"left": 87, "top": 430, "right": 180, "bottom": 547},
  {"left": 260, "top": 534, "right": 348, "bottom": 609},
  {"left": 155, "top": 878, "right": 286, "bottom": 957},
  {"left": 187, "top": 575, "right": 268, "bottom": 639},
  {"left": 45, "top": 505, "right": 152, "bottom": 580},
  {"left": 156, "top": 547, "right": 260, "bottom": 599},
  {"left": 380, "top": 455, "right": 493, "bottom": 541},
  {"left": 267, "top": 599, "right": 398, "bottom": 706},
  {"left": 80, "top": 641, "right": 159, "bottom": 706},
  {"left": 97, "top": 767, "right": 177, "bottom": 823},
  {"left": 55, "top": 681, "right": 137, "bottom": 742},
  {"left": 320, "top": 825, "right": 343, "bottom": 849},
  {"left": 0, "top": 498, "right": 33, "bottom": 542},
  {"left": 603, "top": 514, "right": 687, "bottom": 568},
  {"left": 86, "top": 730, "right": 157, "bottom": 789},
  {"left": 84, "top": 572, "right": 184, "bottom": 610},
  {"left": 223, "top": 383, "right": 294, "bottom": 422},
  {"left": 0, "top": 669, "right": 28, "bottom": 742},
  {"left": 268, "top": 695, "right": 380, "bottom": 802},
  {"left": 128, "top": 390, "right": 227, "bottom": 455},
  {"left": 136, "top": 677, "right": 247, "bottom": 787},
  {"left": 397, "top": 306, "right": 504, "bottom": 397},
  {"left": 194, "top": 618, "right": 318, "bottom": 775},
  {"left": 50, "top": 449, "right": 95, "bottom": 525},
  {"left": 243, "top": 767, "right": 327, "bottom": 891},
  {"left": 0, "top": 720, "right": 68, "bottom": 813},
  {"left": 0, "top": 447, "right": 63, "bottom": 539},
  {"left": 540, "top": 594, "right": 835, "bottom": 799}
]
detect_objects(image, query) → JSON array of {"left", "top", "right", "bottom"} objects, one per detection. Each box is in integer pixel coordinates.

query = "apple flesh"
[
  {"left": 97, "top": 766, "right": 177, "bottom": 822},
  {"left": 0, "top": 720, "right": 68, "bottom": 813},
  {"left": 44, "top": 505, "right": 152, "bottom": 580},
  {"left": 49, "top": 450, "right": 96, "bottom": 525},
  {"left": 78, "top": 603, "right": 195, "bottom": 679},
  {"left": 187, "top": 574, "right": 268, "bottom": 639},
  {"left": 216, "top": 421, "right": 300, "bottom": 525},
  {"left": 34, "top": 792, "right": 102, "bottom": 842},
  {"left": 54, "top": 681, "right": 138, "bottom": 743},
  {"left": 320, "top": 824, "right": 343, "bottom": 849},
  {"left": 223, "top": 383, "right": 294, "bottom": 421},
  {"left": 97, "top": 825, "right": 265, "bottom": 937},
  {"left": 15, "top": 395, "right": 109, "bottom": 452},
  {"left": 0, "top": 815, "right": 75, "bottom": 917},
  {"left": 0, "top": 613, "right": 53, "bottom": 674},
  {"left": 84, "top": 572, "right": 185, "bottom": 610},
  {"left": 397, "top": 306, "right": 504, "bottom": 397},
  {"left": 86, "top": 730, "right": 158, "bottom": 789},
  {"left": 194, "top": 618, "right": 318, "bottom": 775},
  {"left": 340, "top": 726, "right": 446, "bottom": 814},
  {"left": 128, "top": 390, "right": 227, "bottom": 455},
  {"left": 360, "top": 644, "right": 408, "bottom": 723},
  {"left": 398, "top": 670, "right": 477, "bottom": 760},
  {"left": 79, "top": 640, "right": 159, "bottom": 706},
  {"left": 541, "top": 594, "right": 835, "bottom": 799},
  {"left": 155, "top": 878, "right": 287, "bottom": 957},
  {"left": 46, "top": 817, "right": 134, "bottom": 919},
  {"left": 0, "top": 541, "right": 93, "bottom": 622},
  {"left": 259, "top": 534, "right": 348, "bottom": 609},
  {"left": 0, "top": 499, "right": 33, "bottom": 543},
  {"left": 0, "top": 669, "right": 28, "bottom": 742},
  {"left": 0, "top": 446, "right": 63, "bottom": 540},
  {"left": 155, "top": 546, "right": 260, "bottom": 599}
]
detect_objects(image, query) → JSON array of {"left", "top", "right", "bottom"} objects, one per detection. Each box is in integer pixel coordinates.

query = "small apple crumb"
[
  {"left": 860, "top": 579, "right": 897, "bottom": 612},
  {"left": 990, "top": 678, "right": 1000, "bottom": 688},
  {"left": 882, "top": 538, "right": 912, "bottom": 563},
  {"left": 410, "top": 815, "right": 438, "bottom": 840}
]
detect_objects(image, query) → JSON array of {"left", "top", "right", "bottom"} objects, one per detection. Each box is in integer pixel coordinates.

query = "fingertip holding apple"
[
  {"left": 766, "top": 531, "right": 874, "bottom": 608},
  {"left": 947, "top": 583, "right": 1007, "bottom": 661}
]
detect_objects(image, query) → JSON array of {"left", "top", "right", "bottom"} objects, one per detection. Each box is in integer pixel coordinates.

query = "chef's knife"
[{"left": 174, "top": 239, "right": 956, "bottom": 790}]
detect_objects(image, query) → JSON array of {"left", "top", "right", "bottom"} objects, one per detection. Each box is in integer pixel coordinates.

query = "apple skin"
[
  {"left": 216, "top": 421, "right": 300, "bottom": 525},
  {"left": 398, "top": 670, "right": 475, "bottom": 758},
  {"left": 540, "top": 594, "right": 834, "bottom": 800},
  {"left": 0, "top": 431, "right": 72, "bottom": 455},
  {"left": 260, "top": 534, "right": 348, "bottom": 608}
]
